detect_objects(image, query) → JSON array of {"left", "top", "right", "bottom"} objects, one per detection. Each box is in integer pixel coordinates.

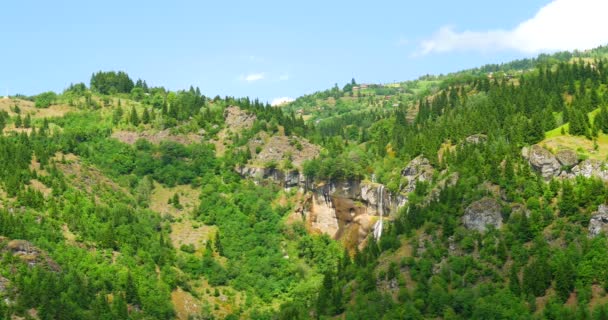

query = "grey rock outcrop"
[
  {"left": 589, "top": 205, "right": 608, "bottom": 237},
  {"left": 224, "top": 106, "right": 256, "bottom": 131},
  {"left": 523, "top": 145, "right": 561, "bottom": 179},
  {"left": 572, "top": 160, "right": 608, "bottom": 182},
  {"left": 237, "top": 166, "right": 306, "bottom": 189},
  {"left": 401, "top": 156, "right": 434, "bottom": 193},
  {"left": 462, "top": 198, "right": 503, "bottom": 232},
  {"left": 465, "top": 134, "right": 488, "bottom": 144},
  {"left": 556, "top": 149, "right": 579, "bottom": 167}
]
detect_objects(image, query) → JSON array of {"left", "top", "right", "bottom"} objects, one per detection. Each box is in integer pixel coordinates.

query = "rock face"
[
  {"left": 0, "top": 238, "right": 61, "bottom": 272},
  {"left": 303, "top": 181, "right": 404, "bottom": 249},
  {"left": 523, "top": 145, "right": 561, "bottom": 179},
  {"left": 401, "top": 156, "right": 434, "bottom": 194},
  {"left": 522, "top": 145, "right": 608, "bottom": 182},
  {"left": 462, "top": 198, "right": 503, "bottom": 232},
  {"left": 237, "top": 166, "right": 306, "bottom": 189},
  {"left": 239, "top": 155, "right": 439, "bottom": 248},
  {"left": 589, "top": 205, "right": 608, "bottom": 237},
  {"left": 556, "top": 149, "right": 578, "bottom": 167},
  {"left": 252, "top": 135, "right": 321, "bottom": 168},
  {"left": 224, "top": 106, "right": 256, "bottom": 132},
  {"left": 572, "top": 160, "right": 608, "bottom": 181}
]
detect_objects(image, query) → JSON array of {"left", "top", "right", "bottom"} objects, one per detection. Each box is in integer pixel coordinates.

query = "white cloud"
[
  {"left": 417, "top": 0, "right": 608, "bottom": 55},
  {"left": 279, "top": 74, "right": 289, "bottom": 81},
  {"left": 240, "top": 73, "right": 265, "bottom": 82},
  {"left": 270, "top": 97, "right": 294, "bottom": 106}
]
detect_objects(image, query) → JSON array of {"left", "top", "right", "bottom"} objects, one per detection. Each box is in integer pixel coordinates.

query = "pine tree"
[
  {"left": 125, "top": 272, "right": 140, "bottom": 305},
  {"left": 526, "top": 114, "right": 545, "bottom": 143},
  {"left": 554, "top": 253, "right": 575, "bottom": 302},
  {"left": 559, "top": 181, "right": 577, "bottom": 217},
  {"left": 112, "top": 293, "right": 129, "bottom": 319},
  {"left": 509, "top": 265, "right": 521, "bottom": 296},
  {"left": 316, "top": 272, "right": 334, "bottom": 316},
  {"left": 129, "top": 107, "right": 140, "bottom": 126},
  {"left": 14, "top": 115, "right": 22, "bottom": 128},
  {"left": 142, "top": 108, "right": 151, "bottom": 124},
  {"left": 214, "top": 231, "right": 223, "bottom": 256},
  {"left": 23, "top": 114, "right": 31, "bottom": 128},
  {"left": 112, "top": 106, "right": 124, "bottom": 125}
]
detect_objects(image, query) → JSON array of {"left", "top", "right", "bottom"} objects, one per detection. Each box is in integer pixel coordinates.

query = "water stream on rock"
[{"left": 373, "top": 185, "right": 385, "bottom": 240}]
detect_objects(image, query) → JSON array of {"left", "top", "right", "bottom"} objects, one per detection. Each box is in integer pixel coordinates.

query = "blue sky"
[{"left": 1, "top": 0, "right": 606, "bottom": 104}]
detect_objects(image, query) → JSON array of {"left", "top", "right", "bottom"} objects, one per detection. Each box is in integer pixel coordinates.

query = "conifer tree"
[
  {"left": 142, "top": 108, "right": 150, "bottom": 124},
  {"left": 129, "top": 107, "right": 140, "bottom": 126}
]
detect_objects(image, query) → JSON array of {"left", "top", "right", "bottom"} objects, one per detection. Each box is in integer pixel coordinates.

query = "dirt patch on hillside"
[
  {"left": 172, "top": 288, "right": 202, "bottom": 320},
  {"left": 112, "top": 129, "right": 203, "bottom": 145},
  {"left": 170, "top": 220, "right": 216, "bottom": 252},
  {"left": 29, "top": 179, "right": 51, "bottom": 197},
  {"left": 149, "top": 183, "right": 201, "bottom": 217}
]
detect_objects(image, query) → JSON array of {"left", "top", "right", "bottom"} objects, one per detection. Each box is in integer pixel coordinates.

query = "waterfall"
[{"left": 373, "top": 185, "right": 385, "bottom": 240}]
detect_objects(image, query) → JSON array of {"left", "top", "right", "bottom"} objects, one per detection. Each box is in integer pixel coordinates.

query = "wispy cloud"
[
  {"left": 417, "top": 0, "right": 608, "bottom": 55},
  {"left": 239, "top": 73, "right": 265, "bottom": 82},
  {"left": 279, "top": 74, "right": 289, "bottom": 81},
  {"left": 270, "top": 97, "right": 294, "bottom": 106}
]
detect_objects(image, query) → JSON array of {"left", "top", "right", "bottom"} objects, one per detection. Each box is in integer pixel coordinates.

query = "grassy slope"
[{"left": 543, "top": 107, "right": 608, "bottom": 161}]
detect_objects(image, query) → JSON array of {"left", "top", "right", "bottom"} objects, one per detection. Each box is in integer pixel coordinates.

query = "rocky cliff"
[
  {"left": 523, "top": 144, "right": 608, "bottom": 182},
  {"left": 300, "top": 180, "right": 405, "bottom": 249},
  {"left": 462, "top": 197, "right": 503, "bottom": 232},
  {"left": 238, "top": 156, "right": 438, "bottom": 248}
]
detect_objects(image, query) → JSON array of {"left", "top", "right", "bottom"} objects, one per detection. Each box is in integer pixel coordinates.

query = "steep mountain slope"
[{"left": 1, "top": 46, "right": 608, "bottom": 319}]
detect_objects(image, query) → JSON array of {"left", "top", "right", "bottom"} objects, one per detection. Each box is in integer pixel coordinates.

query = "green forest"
[{"left": 1, "top": 46, "right": 608, "bottom": 320}]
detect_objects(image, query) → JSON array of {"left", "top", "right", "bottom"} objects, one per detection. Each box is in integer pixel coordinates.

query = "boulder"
[
  {"left": 465, "top": 134, "right": 488, "bottom": 144},
  {"left": 401, "top": 156, "right": 434, "bottom": 193},
  {"left": 524, "top": 145, "right": 561, "bottom": 179},
  {"left": 572, "top": 160, "right": 608, "bottom": 182},
  {"left": 555, "top": 149, "right": 578, "bottom": 167},
  {"left": 462, "top": 198, "right": 503, "bottom": 232},
  {"left": 589, "top": 205, "right": 608, "bottom": 237}
]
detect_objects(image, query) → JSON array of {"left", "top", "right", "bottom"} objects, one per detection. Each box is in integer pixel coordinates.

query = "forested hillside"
[{"left": 0, "top": 47, "right": 608, "bottom": 319}]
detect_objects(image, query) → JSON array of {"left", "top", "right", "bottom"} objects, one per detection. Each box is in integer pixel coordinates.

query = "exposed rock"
[
  {"left": 252, "top": 135, "right": 320, "bottom": 168},
  {"left": 462, "top": 198, "right": 503, "bottom": 232},
  {"left": 556, "top": 149, "right": 579, "bottom": 167},
  {"left": 479, "top": 182, "right": 504, "bottom": 199},
  {"left": 572, "top": 160, "right": 608, "bottom": 182},
  {"left": 237, "top": 166, "right": 306, "bottom": 189},
  {"left": 465, "top": 134, "right": 488, "bottom": 144},
  {"left": 524, "top": 145, "right": 561, "bottom": 179},
  {"left": 521, "top": 146, "right": 529, "bottom": 158},
  {"left": 305, "top": 192, "right": 339, "bottom": 238},
  {"left": 0, "top": 276, "right": 10, "bottom": 295},
  {"left": 1, "top": 239, "right": 61, "bottom": 272},
  {"left": 589, "top": 205, "right": 608, "bottom": 237},
  {"left": 224, "top": 106, "right": 256, "bottom": 132},
  {"left": 300, "top": 181, "right": 405, "bottom": 249},
  {"left": 401, "top": 156, "right": 434, "bottom": 193}
]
